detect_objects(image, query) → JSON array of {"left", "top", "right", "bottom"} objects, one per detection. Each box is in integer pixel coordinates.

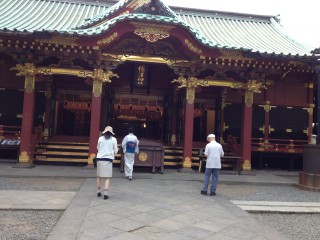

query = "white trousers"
[{"left": 124, "top": 153, "right": 135, "bottom": 177}]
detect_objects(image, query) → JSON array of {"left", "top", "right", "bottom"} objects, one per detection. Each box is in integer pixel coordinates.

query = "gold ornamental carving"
[
  {"left": 36, "top": 36, "right": 78, "bottom": 46},
  {"left": 184, "top": 39, "right": 202, "bottom": 54},
  {"left": 19, "top": 151, "right": 30, "bottom": 163},
  {"left": 92, "top": 79, "right": 103, "bottom": 97},
  {"left": 128, "top": 0, "right": 151, "bottom": 9},
  {"left": 138, "top": 152, "right": 148, "bottom": 162},
  {"left": 219, "top": 50, "right": 254, "bottom": 61},
  {"left": 244, "top": 90, "right": 253, "bottom": 107},
  {"left": 11, "top": 63, "right": 37, "bottom": 93},
  {"left": 91, "top": 69, "right": 119, "bottom": 97},
  {"left": 171, "top": 76, "right": 209, "bottom": 89},
  {"left": 186, "top": 87, "right": 196, "bottom": 104},
  {"left": 11, "top": 63, "right": 38, "bottom": 77},
  {"left": 97, "top": 32, "right": 118, "bottom": 45},
  {"left": 91, "top": 69, "right": 119, "bottom": 83},
  {"left": 245, "top": 80, "right": 266, "bottom": 93},
  {"left": 172, "top": 76, "right": 209, "bottom": 104},
  {"left": 132, "top": 22, "right": 174, "bottom": 42}
]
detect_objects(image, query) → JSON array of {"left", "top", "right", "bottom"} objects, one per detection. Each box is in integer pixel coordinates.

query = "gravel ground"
[
  {"left": 253, "top": 213, "right": 320, "bottom": 240},
  {"left": 0, "top": 177, "right": 84, "bottom": 191},
  {"left": 218, "top": 184, "right": 320, "bottom": 202},
  {"left": 0, "top": 210, "right": 63, "bottom": 240},
  {"left": 218, "top": 184, "right": 320, "bottom": 240}
]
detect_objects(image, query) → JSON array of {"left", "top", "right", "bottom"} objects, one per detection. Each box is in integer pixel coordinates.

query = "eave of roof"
[{"left": 0, "top": 0, "right": 314, "bottom": 58}]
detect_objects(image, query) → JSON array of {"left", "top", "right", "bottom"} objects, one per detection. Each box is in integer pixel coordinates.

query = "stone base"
[
  {"left": 298, "top": 172, "right": 320, "bottom": 191},
  {"left": 12, "top": 163, "right": 35, "bottom": 168},
  {"left": 177, "top": 167, "right": 195, "bottom": 173},
  {"left": 83, "top": 164, "right": 95, "bottom": 169}
]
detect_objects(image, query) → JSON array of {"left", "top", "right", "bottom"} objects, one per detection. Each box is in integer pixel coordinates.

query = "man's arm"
[
  {"left": 204, "top": 145, "right": 209, "bottom": 157},
  {"left": 220, "top": 145, "right": 224, "bottom": 157}
]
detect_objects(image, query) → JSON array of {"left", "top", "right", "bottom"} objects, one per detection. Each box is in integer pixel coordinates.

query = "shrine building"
[{"left": 0, "top": 0, "right": 318, "bottom": 171}]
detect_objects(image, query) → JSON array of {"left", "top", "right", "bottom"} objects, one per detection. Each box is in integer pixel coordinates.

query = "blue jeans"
[{"left": 202, "top": 168, "right": 219, "bottom": 193}]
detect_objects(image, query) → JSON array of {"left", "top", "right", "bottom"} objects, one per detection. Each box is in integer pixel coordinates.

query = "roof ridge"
[{"left": 171, "top": 6, "right": 278, "bottom": 21}]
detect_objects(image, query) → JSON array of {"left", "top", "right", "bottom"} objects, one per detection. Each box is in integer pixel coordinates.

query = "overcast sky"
[{"left": 163, "top": 0, "right": 320, "bottom": 49}]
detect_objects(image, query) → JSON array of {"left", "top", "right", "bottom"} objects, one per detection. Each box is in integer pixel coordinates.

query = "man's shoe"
[
  {"left": 201, "top": 190, "right": 207, "bottom": 196},
  {"left": 128, "top": 176, "right": 132, "bottom": 180},
  {"left": 210, "top": 192, "right": 216, "bottom": 196},
  {"left": 104, "top": 195, "right": 109, "bottom": 200},
  {"left": 97, "top": 192, "right": 101, "bottom": 197}
]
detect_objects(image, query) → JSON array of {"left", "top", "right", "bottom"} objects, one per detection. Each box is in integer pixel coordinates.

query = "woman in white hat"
[{"left": 96, "top": 126, "right": 118, "bottom": 200}]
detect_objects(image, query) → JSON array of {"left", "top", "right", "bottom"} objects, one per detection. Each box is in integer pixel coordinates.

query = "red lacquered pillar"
[
  {"left": 241, "top": 90, "right": 253, "bottom": 171},
  {"left": 182, "top": 87, "right": 195, "bottom": 168},
  {"left": 88, "top": 78, "right": 103, "bottom": 165},
  {"left": 19, "top": 72, "right": 36, "bottom": 163}
]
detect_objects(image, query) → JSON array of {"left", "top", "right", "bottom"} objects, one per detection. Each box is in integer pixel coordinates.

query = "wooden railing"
[
  {"left": 252, "top": 138, "right": 308, "bottom": 153},
  {"left": 0, "top": 125, "right": 21, "bottom": 139}
]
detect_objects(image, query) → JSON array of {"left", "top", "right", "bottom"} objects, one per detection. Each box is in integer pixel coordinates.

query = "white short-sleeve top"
[{"left": 204, "top": 140, "right": 224, "bottom": 169}]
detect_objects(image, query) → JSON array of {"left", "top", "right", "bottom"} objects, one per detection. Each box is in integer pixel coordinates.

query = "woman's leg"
[
  {"left": 97, "top": 177, "right": 101, "bottom": 197},
  {"left": 104, "top": 177, "right": 110, "bottom": 199}
]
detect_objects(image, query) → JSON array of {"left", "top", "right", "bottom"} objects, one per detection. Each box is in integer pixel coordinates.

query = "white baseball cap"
[{"left": 207, "top": 134, "right": 215, "bottom": 139}]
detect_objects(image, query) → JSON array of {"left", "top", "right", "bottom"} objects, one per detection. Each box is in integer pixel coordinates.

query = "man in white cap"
[{"left": 201, "top": 134, "right": 224, "bottom": 196}]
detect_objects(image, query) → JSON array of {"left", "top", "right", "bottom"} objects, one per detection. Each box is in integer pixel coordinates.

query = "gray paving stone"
[
  {"left": 147, "top": 208, "right": 178, "bottom": 218},
  {"left": 105, "top": 205, "right": 142, "bottom": 217},
  {"left": 156, "top": 232, "right": 194, "bottom": 240},
  {"left": 149, "top": 219, "right": 186, "bottom": 231},
  {"left": 177, "top": 226, "right": 213, "bottom": 239},
  {"left": 106, "top": 232, "right": 148, "bottom": 240},
  {"left": 128, "top": 212, "right": 165, "bottom": 224},
  {"left": 132, "top": 226, "right": 169, "bottom": 239},
  {"left": 169, "top": 213, "right": 203, "bottom": 225},
  {"left": 129, "top": 204, "right": 158, "bottom": 212},
  {"left": 107, "top": 218, "right": 146, "bottom": 232},
  {"left": 87, "top": 211, "right": 122, "bottom": 224},
  {"left": 218, "top": 225, "right": 260, "bottom": 240},
  {"left": 78, "top": 225, "right": 123, "bottom": 239},
  {"left": 194, "top": 219, "right": 229, "bottom": 233}
]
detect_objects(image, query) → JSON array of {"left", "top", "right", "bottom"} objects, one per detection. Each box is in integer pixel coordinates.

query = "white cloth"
[
  {"left": 97, "top": 136, "right": 118, "bottom": 159},
  {"left": 124, "top": 152, "right": 135, "bottom": 177},
  {"left": 97, "top": 161, "right": 112, "bottom": 177},
  {"left": 204, "top": 140, "right": 224, "bottom": 169},
  {"left": 121, "top": 133, "right": 139, "bottom": 153}
]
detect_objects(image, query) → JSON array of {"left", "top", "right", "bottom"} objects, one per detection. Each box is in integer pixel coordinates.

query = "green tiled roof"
[{"left": 0, "top": 0, "right": 313, "bottom": 57}]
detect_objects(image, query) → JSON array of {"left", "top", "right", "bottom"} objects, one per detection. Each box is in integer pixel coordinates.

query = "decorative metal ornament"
[
  {"left": 92, "top": 79, "right": 103, "bottom": 97},
  {"left": 97, "top": 32, "right": 118, "bottom": 45},
  {"left": 19, "top": 151, "right": 30, "bottom": 163},
  {"left": 139, "top": 152, "right": 148, "bottom": 161},
  {"left": 128, "top": 0, "right": 151, "bottom": 10},
  {"left": 132, "top": 22, "right": 174, "bottom": 42},
  {"left": 184, "top": 39, "right": 202, "bottom": 54},
  {"left": 186, "top": 87, "right": 195, "bottom": 104}
]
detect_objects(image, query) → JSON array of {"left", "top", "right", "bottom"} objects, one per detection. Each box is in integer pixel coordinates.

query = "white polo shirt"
[{"left": 204, "top": 140, "right": 224, "bottom": 169}]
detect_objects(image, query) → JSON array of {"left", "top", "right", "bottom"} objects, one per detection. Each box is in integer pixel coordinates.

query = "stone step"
[{"left": 231, "top": 200, "right": 320, "bottom": 213}]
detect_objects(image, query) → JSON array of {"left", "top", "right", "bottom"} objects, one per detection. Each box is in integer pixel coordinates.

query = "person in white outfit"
[
  {"left": 96, "top": 126, "right": 118, "bottom": 200},
  {"left": 122, "top": 127, "right": 139, "bottom": 180},
  {"left": 201, "top": 134, "right": 224, "bottom": 196}
]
